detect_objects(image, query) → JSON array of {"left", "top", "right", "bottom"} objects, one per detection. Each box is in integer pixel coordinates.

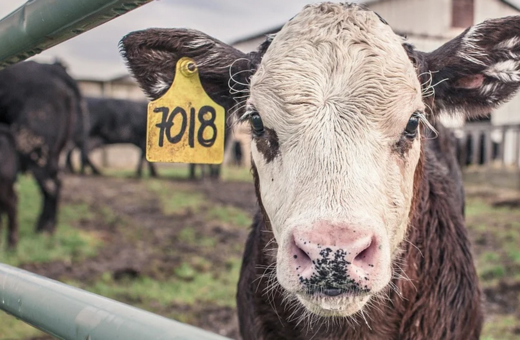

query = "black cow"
[
  {"left": 66, "top": 97, "right": 157, "bottom": 177},
  {"left": 0, "top": 124, "right": 18, "bottom": 248},
  {"left": 0, "top": 61, "right": 84, "bottom": 233}
]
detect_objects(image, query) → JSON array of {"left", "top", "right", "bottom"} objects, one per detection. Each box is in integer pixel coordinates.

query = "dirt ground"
[
  {"left": 7, "top": 169, "right": 520, "bottom": 339},
  {"left": 20, "top": 173, "right": 256, "bottom": 340}
]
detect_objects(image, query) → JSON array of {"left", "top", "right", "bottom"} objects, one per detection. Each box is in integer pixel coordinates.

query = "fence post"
[
  {"left": 484, "top": 128, "right": 493, "bottom": 166},
  {"left": 471, "top": 130, "right": 480, "bottom": 165},
  {"left": 499, "top": 127, "right": 507, "bottom": 167},
  {"left": 0, "top": 0, "right": 152, "bottom": 68},
  {"left": 514, "top": 128, "right": 520, "bottom": 168},
  {"left": 0, "top": 264, "right": 231, "bottom": 340}
]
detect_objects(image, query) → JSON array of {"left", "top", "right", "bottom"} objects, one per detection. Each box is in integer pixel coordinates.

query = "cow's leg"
[
  {"left": 200, "top": 165, "right": 207, "bottom": 180},
  {"left": 65, "top": 147, "right": 75, "bottom": 173},
  {"left": 210, "top": 165, "right": 221, "bottom": 180},
  {"left": 136, "top": 148, "right": 145, "bottom": 177},
  {"left": 83, "top": 156, "right": 101, "bottom": 176},
  {"left": 148, "top": 161, "right": 158, "bottom": 178},
  {"left": 0, "top": 207, "right": 3, "bottom": 247},
  {"left": 6, "top": 185, "right": 18, "bottom": 248},
  {"left": 80, "top": 139, "right": 101, "bottom": 176},
  {"left": 33, "top": 167, "right": 60, "bottom": 233},
  {"left": 189, "top": 164, "right": 196, "bottom": 180}
]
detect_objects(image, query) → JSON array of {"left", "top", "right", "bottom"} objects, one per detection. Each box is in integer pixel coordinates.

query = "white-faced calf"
[{"left": 120, "top": 3, "right": 520, "bottom": 339}]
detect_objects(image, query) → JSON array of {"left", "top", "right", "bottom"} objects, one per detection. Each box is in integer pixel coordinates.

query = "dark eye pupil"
[
  {"left": 405, "top": 116, "right": 419, "bottom": 136},
  {"left": 250, "top": 113, "right": 264, "bottom": 135}
]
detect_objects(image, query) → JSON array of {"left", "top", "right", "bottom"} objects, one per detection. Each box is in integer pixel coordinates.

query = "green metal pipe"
[
  {"left": 0, "top": 264, "right": 231, "bottom": 340},
  {"left": 0, "top": 0, "right": 153, "bottom": 68}
]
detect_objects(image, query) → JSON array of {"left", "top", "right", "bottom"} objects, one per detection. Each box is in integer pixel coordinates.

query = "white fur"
[
  {"left": 151, "top": 77, "right": 170, "bottom": 94},
  {"left": 495, "top": 36, "right": 520, "bottom": 50},
  {"left": 484, "top": 60, "right": 520, "bottom": 82},
  {"left": 185, "top": 37, "right": 213, "bottom": 50},
  {"left": 249, "top": 3, "right": 424, "bottom": 317},
  {"left": 459, "top": 25, "right": 487, "bottom": 66}
]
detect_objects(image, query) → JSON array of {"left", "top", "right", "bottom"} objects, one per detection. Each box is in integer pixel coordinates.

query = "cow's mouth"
[
  {"left": 304, "top": 284, "right": 371, "bottom": 297},
  {"left": 295, "top": 288, "right": 372, "bottom": 317}
]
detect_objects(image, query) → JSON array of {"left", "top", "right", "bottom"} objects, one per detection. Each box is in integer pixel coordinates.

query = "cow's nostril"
[
  {"left": 295, "top": 243, "right": 312, "bottom": 264},
  {"left": 355, "top": 247, "right": 369, "bottom": 261},
  {"left": 354, "top": 240, "right": 372, "bottom": 263}
]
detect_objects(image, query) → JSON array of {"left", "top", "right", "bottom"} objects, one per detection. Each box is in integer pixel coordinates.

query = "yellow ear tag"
[{"left": 146, "top": 57, "right": 224, "bottom": 164}]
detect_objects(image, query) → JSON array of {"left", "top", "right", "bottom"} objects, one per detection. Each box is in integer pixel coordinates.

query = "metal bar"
[
  {"left": 0, "top": 264, "right": 231, "bottom": 340},
  {"left": 0, "top": 0, "right": 153, "bottom": 68}
]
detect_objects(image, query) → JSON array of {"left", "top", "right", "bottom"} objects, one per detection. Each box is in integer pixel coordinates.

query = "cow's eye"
[
  {"left": 404, "top": 113, "right": 420, "bottom": 138},
  {"left": 250, "top": 112, "right": 265, "bottom": 136}
]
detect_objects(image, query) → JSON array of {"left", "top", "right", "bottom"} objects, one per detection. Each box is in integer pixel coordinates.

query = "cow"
[
  {"left": 119, "top": 3, "right": 520, "bottom": 339},
  {"left": 0, "top": 124, "right": 18, "bottom": 249},
  {"left": 0, "top": 61, "right": 85, "bottom": 233},
  {"left": 65, "top": 97, "right": 158, "bottom": 177}
]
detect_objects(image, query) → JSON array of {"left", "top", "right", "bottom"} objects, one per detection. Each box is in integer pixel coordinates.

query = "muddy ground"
[
  {"left": 21, "top": 174, "right": 256, "bottom": 340},
  {"left": 7, "top": 169, "right": 520, "bottom": 339}
]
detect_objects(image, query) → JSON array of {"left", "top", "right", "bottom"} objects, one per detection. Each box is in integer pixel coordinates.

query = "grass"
[
  {"left": 0, "top": 175, "right": 99, "bottom": 266},
  {"left": 481, "top": 315, "right": 520, "bottom": 340},
  {"left": 207, "top": 205, "right": 251, "bottom": 228},
  {"left": 146, "top": 180, "right": 205, "bottom": 215},
  {"left": 464, "top": 191, "right": 520, "bottom": 339},
  {"left": 70, "top": 257, "right": 241, "bottom": 310},
  {"left": 104, "top": 164, "right": 253, "bottom": 183},
  {"left": 0, "top": 175, "right": 102, "bottom": 339},
  {"left": 178, "top": 226, "right": 217, "bottom": 248}
]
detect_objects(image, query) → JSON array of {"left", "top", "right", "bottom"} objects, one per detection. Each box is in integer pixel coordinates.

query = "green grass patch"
[
  {"left": 103, "top": 166, "right": 190, "bottom": 180},
  {"left": 221, "top": 166, "right": 253, "bottom": 183},
  {"left": 104, "top": 165, "right": 253, "bottom": 183},
  {"left": 67, "top": 257, "right": 241, "bottom": 311},
  {"left": 178, "top": 227, "right": 216, "bottom": 248},
  {"left": 0, "top": 175, "right": 102, "bottom": 340},
  {"left": 207, "top": 205, "right": 251, "bottom": 228},
  {"left": 0, "top": 312, "right": 43, "bottom": 339},
  {"left": 147, "top": 180, "right": 205, "bottom": 215},
  {"left": 482, "top": 315, "right": 520, "bottom": 340},
  {"left": 0, "top": 175, "right": 99, "bottom": 266}
]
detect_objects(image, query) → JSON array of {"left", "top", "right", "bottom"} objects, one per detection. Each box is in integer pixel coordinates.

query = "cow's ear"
[
  {"left": 119, "top": 28, "right": 255, "bottom": 111},
  {"left": 420, "top": 16, "right": 520, "bottom": 118}
]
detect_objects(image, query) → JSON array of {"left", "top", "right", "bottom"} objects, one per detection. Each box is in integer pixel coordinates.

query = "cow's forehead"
[{"left": 250, "top": 3, "right": 423, "bottom": 129}]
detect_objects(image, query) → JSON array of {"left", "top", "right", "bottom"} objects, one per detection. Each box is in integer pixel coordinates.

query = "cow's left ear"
[
  {"left": 119, "top": 28, "right": 256, "bottom": 111},
  {"left": 420, "top": 16, "right": 520, "bottom": 118}
]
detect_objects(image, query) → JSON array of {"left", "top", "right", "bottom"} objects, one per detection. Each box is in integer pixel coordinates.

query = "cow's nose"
[{"left": 290, "top": 224, "right": 379, "bottom": 290}]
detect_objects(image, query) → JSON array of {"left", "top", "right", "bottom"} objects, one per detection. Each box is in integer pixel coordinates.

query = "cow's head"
[{"left": 120, "top": 3, "right": 520, "bottom": 317}]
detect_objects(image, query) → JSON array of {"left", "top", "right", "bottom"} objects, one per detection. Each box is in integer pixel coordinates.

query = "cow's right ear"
[{"left": 119, "top": 28, "right": 255, "bottom": 110}]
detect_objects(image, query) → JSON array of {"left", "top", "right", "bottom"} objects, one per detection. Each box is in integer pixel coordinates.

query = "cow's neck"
[{"left": 237, "top": 133, "right": 482, "bottom": 339}]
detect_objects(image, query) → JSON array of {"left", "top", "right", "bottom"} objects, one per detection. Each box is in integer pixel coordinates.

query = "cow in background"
[
  {"left": 0, "top": 124, "right": 18, "bottom": 248},
  {"left": 65, "top": 97, "right": 158, "bottom": 177},
  {"left": 0, "top": 61, "right": 85, "bottom": 233}
]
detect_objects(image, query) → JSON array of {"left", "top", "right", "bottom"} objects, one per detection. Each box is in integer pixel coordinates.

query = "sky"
[{"left": 0, "top": 0, "right": 350, "bottom": 80}]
